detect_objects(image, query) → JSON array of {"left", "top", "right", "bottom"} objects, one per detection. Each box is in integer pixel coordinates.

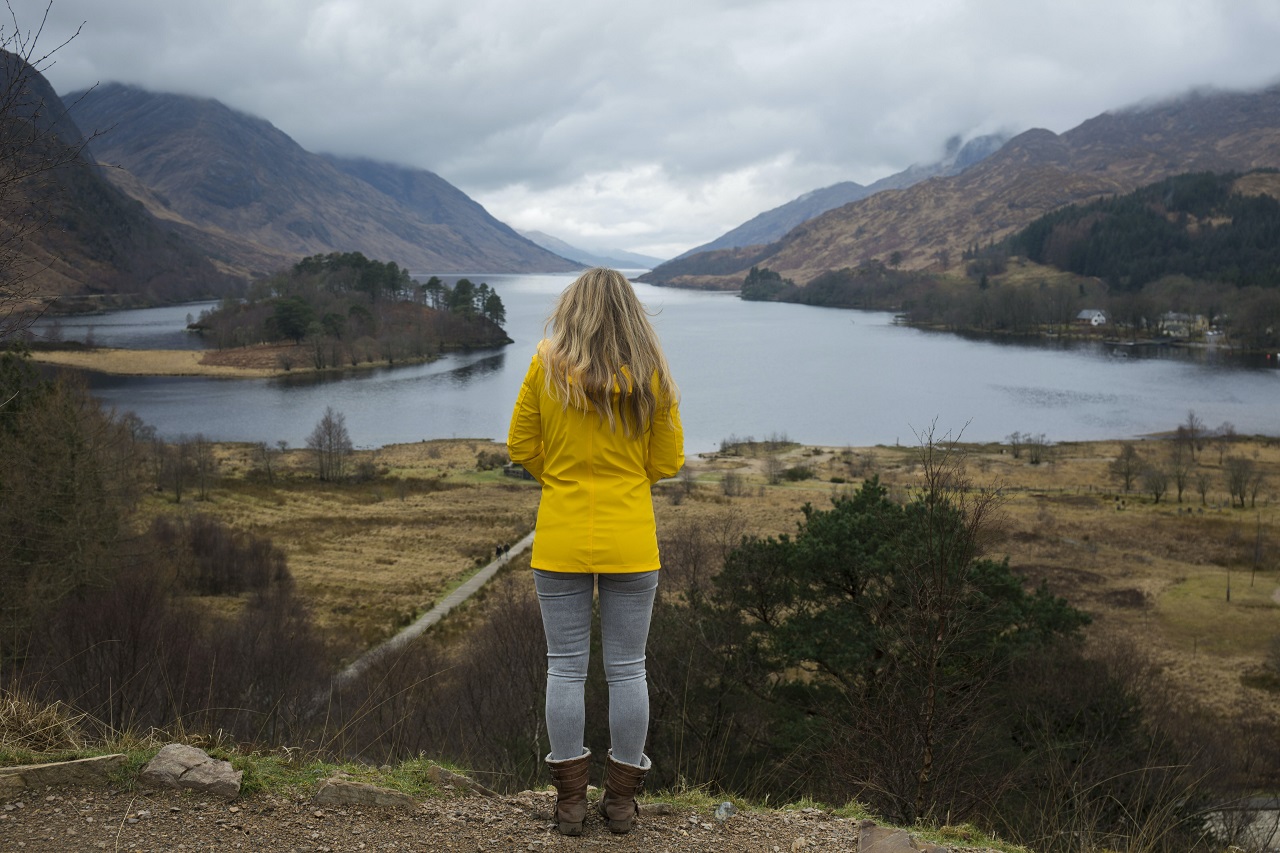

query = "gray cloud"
[{"left": 24, "top": 0, "right": 1280, "bottom": 258}]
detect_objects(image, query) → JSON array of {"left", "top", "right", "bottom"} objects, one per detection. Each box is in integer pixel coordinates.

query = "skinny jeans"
[{"left": 534, "top": 569, "right": 658, "bottom": 765}]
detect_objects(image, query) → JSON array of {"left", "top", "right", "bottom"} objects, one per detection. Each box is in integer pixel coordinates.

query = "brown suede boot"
[
  {"left": 545, "top": 748, "right": 592, "bottom": 836},
  {"left": 598, "top": 750, "right": 650, "bottom": 834}
]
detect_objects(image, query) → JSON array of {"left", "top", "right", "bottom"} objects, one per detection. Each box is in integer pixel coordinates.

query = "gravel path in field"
[
  {"left": 0, "top": 785, "right": 1002, "bottom": 852},
  {"left": 330, "top": 530, "right": 536, "bottom": 693}
]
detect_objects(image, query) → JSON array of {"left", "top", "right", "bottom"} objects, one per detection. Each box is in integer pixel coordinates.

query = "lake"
[{"left": 32, "top": 273, "right": 1279, "bottom": 454}]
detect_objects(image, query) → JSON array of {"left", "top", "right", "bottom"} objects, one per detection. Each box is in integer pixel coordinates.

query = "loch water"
[{"left": 32, "top": 273, "right": 1279, "bottom": 453}]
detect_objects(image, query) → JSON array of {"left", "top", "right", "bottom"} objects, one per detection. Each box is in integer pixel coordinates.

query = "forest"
[{"left": 1006, "top": 170, "right": 1280, "bottom": 291}]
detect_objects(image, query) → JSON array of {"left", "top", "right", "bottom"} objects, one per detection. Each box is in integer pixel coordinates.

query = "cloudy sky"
[{"left": 20, "top": 0, "right": 1280, "bottom": 259}]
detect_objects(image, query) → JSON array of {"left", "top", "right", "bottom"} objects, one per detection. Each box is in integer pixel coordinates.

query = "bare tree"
[
  {"left": 678, "top": 464, "right": 697, "bottom": 497},
  {"left": 169, "top": 434, "right": 193, "bottom": 502},
  {"left": 1248, "top": 468, "right": 1266, "bottom": 509},
  {"left": 720, "top": 470, "right": 745, "bottom": 497},
  {"left": 1026, "top": 433, "right": 1050, "bottom": 466},
  {"left": 1196, "top": 471, "right": 1212, "bottom": 506},
  {"left": 1110, "top": 443, "right": 1142, "bottom": 493},
  {"left": 764, "top": 453, "right": 784, "bottom": 486},
  {"left": 1168, "top": 441, "right": 1193, "bottom": 503},
  {"left": 190, "top": 433, "right": 217, "bottom": 500},
  {"left": 1180, "top": 410, "right": 1205, "bottom": 461},
  {"left": 1142, "top": 465, "right": 1169, "bottom": 504},
  {"left": 1214, "top": 422, "right": 1237, "bottom": 466},
  {"left": 1224, "top": 456, "right": 1255, "bottom": 509},
  {"left": 307, "top": 406, "right": 352, "bottom": 482},
  {"left": 1006, "top": 431, "right": 1024, "bottom": 460},
  {"left": 254, "top": 441, "right": 277, "bottom": 485}
]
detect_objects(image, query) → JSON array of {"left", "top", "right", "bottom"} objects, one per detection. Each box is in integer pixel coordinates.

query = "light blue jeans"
[{"left": 534, "top": 569, "right": 659, "bottom": 765}]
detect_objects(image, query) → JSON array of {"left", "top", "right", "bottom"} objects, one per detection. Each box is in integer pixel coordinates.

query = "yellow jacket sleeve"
[
  {"left": 507, "top": 354, "right": 545, "bottom": 484},
  {"left": 646, "top": 398, "right": 684, "bottom": 483}
]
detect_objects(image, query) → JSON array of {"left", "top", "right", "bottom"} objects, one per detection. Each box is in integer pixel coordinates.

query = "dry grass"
[
  {"left": 0, "top": 690, "right": 86, "bottom": 755},
  {"left": 164, "top": 436, "right": 1279, "bottom": 725},
  {"left": 145, "top": 439, "right": 539, "bottom": 649},
  {"left": 28, "top": 343, "right": 439, "bottom": 378},
  {"left": 953, "top": 437, "right": 1280, "bottom": 723},
  {"left": 30, "top": 347, "right": 281, "bottom": 378}
]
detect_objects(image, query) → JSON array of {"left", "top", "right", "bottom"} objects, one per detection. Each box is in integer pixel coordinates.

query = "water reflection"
[
  {"left": 936, "top": 326, "right": 1277, "bottom": 370},
  {"left": 439, "top": 352, "right": 507, "bottom": 386}
]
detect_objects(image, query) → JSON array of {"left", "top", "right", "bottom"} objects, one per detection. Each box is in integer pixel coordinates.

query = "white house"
[{"left": 1075, "top": 309, "right": 1108, "bottom": 327}]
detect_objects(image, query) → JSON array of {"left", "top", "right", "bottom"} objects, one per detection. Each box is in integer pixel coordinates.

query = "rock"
[
  {"left": 313, "top": 777, "right": 416, "bottom": 809},
  {"left": 858, "top": 820, "right": 951, "bottom": 853},
  {"left": 140, "top": 744, "right": 242, "bottom": 800},
  {"left": 637, "top": 802, "right": 675, "bottom": 815},
  {"left": 0, "top": 754, "right": 126, "bottom": 790},
  {"left": 425, "top": 765, "right": 500, "bottom": 797}
]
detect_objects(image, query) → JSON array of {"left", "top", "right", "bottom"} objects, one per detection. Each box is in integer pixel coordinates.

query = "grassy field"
[
  {"left": 169, "top": 434, "right": 1280, "bottom": 726},
  {"left": 29, "top": 342, "right": 441, "bottom": 378},
  {"left": 147, "top": 440, "right": 540, "bottom": 649},
  {"left": 30, "top": 347, "right": 282, "bottom": 377}
]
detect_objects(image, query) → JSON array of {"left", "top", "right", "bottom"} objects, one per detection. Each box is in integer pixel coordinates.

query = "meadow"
[{"left": 170, "top": 433, "right": 1280, "bottom": 727}]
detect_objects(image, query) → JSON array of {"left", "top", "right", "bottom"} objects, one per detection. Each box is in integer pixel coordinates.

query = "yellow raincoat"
[{"left": 507, "top": 343, "right": 684, "bottom": 573}]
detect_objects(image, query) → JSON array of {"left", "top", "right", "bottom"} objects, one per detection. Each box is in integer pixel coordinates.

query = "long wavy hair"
[{"left": 542, "top": 268, "right": 678, "bottom": 436}]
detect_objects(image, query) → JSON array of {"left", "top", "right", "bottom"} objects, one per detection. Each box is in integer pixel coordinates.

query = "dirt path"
[
  {"left": 329, "top": 531, "right": 536, "bottom": 693},
  {"left": 0, "top": 784, "right": 1002, "bottom": 852}
]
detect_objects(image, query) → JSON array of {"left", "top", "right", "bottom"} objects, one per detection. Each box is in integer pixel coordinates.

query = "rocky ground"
[{"left": 0, "top": 785, "right": 1004, "bottom": 853}]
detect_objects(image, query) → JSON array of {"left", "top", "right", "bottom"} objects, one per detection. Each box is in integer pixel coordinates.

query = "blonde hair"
[{"left": 542, "top": 268, "right": 678, "bottom": 436}]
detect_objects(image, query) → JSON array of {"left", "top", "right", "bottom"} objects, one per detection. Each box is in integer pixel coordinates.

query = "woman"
[{"left": 507, "top": 268, "right": 684, "bottom": 836}]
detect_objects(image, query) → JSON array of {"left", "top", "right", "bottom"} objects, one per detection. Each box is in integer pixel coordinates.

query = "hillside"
[
  {"left": 643, "top": 86, "right": 1280, "bottom": 289},
  {"left": 1006, "top": 169, "right": 1280, "bottom": 289},
  {"left": 66, "top": 84, "right": 580, "bottom": 277},
  {"left": 0, "top": 51, "right": 238, "bottom": 311},
  {"left": 671, "top": 133, "right": 1008, "bottom": 260}
]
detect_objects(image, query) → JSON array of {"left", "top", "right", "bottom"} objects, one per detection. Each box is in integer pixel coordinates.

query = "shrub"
[
  {"left": 150, "top": 514, "right": 287, "bottom": 596},
  {"left": 476, "top": 450, "right": 508, "bottom": 471}
]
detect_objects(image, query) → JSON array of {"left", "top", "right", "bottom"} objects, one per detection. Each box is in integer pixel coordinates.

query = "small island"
[{"left": 29, "top": 253, "right": 512, "bottom": 378}]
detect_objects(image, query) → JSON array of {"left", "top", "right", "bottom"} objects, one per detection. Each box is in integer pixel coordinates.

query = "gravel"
[{"left": 0, "top": 784, "right": 936, "bottom": 852}]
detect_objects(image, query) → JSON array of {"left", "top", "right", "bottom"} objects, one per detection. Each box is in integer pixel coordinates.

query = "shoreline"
[{"left": 26, "top": 344, "right": 443, "bottom": 379}]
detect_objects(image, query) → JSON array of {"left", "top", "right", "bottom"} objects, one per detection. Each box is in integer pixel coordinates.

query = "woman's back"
[{"left": 508, "top": 341, "right": 682, "bottom": 572}]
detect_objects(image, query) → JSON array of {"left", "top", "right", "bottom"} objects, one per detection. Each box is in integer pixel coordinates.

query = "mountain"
[
  {"left": 66, "top": 84, "right": 579, "bottom": 277},
  {"left": 517, "top": 231, "right": 663, "bottom": 269},
  {"left": 671, "top": 133, "right": 1009, "bottom": 260},
  {"left": 0, "top": 51, "right": 237, "bottom": 310},
  {"left": 643, "top": 86, "right": 1280, "bottom": 289}
]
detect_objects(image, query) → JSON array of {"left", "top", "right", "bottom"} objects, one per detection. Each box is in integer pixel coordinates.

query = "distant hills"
[
  {"left": 66, "top": 84, "right": 579, "bottom": 281},
  {"left": 517, "top": 231, "right": 664, "bottom": 270},
  {"left": 3, "top": 52, "right": 585, "bottom": 311},
  {"left": 11, "top": 48, "right": 1280, "bottom": 311},
  {"left": 642, "top": 87, "right": 1280, "bottom": 290},
  {"left": 675, "top": 133, "right": 1009, "bottom": 259}
]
